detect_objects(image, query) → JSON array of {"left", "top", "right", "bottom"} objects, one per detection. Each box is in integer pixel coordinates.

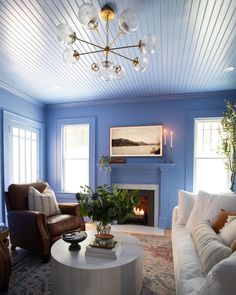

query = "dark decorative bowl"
[{"left": 61, "top": 231, "right": 87, "bottom": 251}]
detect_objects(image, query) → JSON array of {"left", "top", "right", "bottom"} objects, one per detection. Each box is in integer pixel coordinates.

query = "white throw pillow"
[
  {"left": 191, "top": 220, "right": 232, "bottom": 274},
  {"left": 28, "top": 185, "right": 61, "bottom": 217},
  {"left": 218, "top": 219, "right": 236, "bottom": 247},
  {"left": 186, "top": 190, "right": 236, "bottom": 233},
  {"left": 176, "top": 190, "right": 196, "bottom": 225},
  {"left": 192, "top": 220, "right": 221, "bottom": 247},
  {"left": 196, "top": 252, "right": 236, "bottom": 295}
]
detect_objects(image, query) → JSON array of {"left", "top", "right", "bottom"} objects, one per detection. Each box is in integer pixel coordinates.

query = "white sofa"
[{"left": 172, "top": 190, "right": 236, "bottom": 295}]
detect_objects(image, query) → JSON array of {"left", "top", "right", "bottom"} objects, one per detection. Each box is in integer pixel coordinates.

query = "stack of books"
[{"left": 85, "top": 241, "right": 122, "bottom": 259}]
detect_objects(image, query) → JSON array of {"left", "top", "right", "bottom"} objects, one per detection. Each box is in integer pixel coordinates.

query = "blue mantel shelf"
[
  {"left": 106, "top": 162, "right": 175, "bottom": 229},
  {"left": 110, "top": 163, "right": 175, "bottom": 170}
]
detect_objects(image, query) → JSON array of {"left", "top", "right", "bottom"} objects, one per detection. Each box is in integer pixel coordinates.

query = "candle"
[
  {"left": 170, "top": 131, "right": 173, "bottom": 148},
  {"left": 164, "top": 129, "right": 167, "bottom": 146}
]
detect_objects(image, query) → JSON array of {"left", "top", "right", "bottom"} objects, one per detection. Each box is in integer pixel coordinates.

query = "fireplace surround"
[{"left": 115, "top": 183, "right": 159, "bottom": 227}]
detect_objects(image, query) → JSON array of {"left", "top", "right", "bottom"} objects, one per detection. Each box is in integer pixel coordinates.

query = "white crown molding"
[
  {"left": 0, "top": 81, "right": 44, "bottom": 107},
  {"left": 46, "top": 90, "right": 236, "bottom": 109}
]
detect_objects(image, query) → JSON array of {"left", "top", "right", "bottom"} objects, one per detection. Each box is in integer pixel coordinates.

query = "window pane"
[
  {"left": 11, "top": 127, "right": 39, "bottom": 184},
  {"left": 62, "top": 124, "right": 90, "bottom": 192},
  {"left": 64, "top": 125, "right": 89, "bottom": 158},
  {"left": 13, "top": 127, "right": 18, "bottom": 136},
  {"left": 20, "top": 137, "right": 25, "bottom": 183},
  {"left": 26, "top": 139, "right": 31, "bottom": 182},
  {"left": 64, "top": 159, "right": 89, "bottom": 192},
  {"left": 194, "top": 118, "right": 229, "bottom": 192},
  {"left": 195, "top": 159, "right": 228, "bottom": 193},
  {"left": 20, "top": 129, "right": 25, "bottom": 138},
  {"left": 32, "top": 132, "right": 37, "bottom": 140},
  {"left": 32, "top": 141, "right": 37, "bottom": 182},
  {"left": 13, "top": 136, "right": 19, "bottom": 183}
]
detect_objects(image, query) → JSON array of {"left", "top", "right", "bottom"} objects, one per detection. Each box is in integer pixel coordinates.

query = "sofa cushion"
[
  {"left": 218, "top": 219, "right": 236, "bottom": 247},
  {"left": 191, "top": 220, "right": 232, "bottom": 274},
  {"left": 176, "top": 190, "right": 196, "bottom": 225},
  {"left": 28, "top": 185, "right": 61, "bottom": 217},
  {"left": 46, "top": 214, "right": 80, "bottom": 237},
  {"left": 196, "top": 252, "right": 236, "bottom": 295},
  {"left": 212, "top": 209, "right": 236, "bottom": 233},
  {"left": 172, "top": 224, "right": 205, "bottom": 295},
  {"left": 186, "top": 190, "right": 236, "bottom": 233}
]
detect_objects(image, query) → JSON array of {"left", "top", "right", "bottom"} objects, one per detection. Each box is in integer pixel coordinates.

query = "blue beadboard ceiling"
[{"left": 0, "top": 0, "right": 235, "bottom": 105}]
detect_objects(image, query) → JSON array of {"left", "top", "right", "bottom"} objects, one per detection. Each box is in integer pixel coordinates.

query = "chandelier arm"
[
  {"left": 79, "top": 49, "right": 105, "bottom": 56},
  {"left": 110, "top": 50, "right": 134, "bottom": 62},
  {"left": 111, "top": 43, "right": 140, "bottom": 51},
  {"left": 75, "top": 37, "right": 105, "bottom": 50},
  {"left": 109, "top": 31, "right": 123, "bottom": 48}
]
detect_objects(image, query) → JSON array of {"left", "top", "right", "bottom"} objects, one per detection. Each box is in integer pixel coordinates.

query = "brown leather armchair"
[
  {"left": 5, "top": 182, "right": 85, "bottom": 260},
  {"left": 0, "top": 230, "right": 11, "bottom": 291}
]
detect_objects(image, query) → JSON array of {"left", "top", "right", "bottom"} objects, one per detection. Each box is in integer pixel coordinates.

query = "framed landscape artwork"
[{"left": 110, "top": 125, "right": 163, "bottom": 157}]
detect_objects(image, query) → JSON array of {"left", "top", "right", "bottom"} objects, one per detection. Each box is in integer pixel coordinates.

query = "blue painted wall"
[
  {"left": 46, "top": 92, "right": 236, "bottom": 228},
  {"left": 0, "top": 89, "right": 45, "bottom": 223}
]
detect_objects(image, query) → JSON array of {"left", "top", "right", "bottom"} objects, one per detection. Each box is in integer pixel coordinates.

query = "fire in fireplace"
[{"left": 122, "top": 190, "right": 154, "bottom": 226}]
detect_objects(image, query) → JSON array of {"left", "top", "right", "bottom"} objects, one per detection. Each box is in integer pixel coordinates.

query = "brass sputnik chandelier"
[{"left": 56, "top": 3, "right": 157, "bottom": 81}]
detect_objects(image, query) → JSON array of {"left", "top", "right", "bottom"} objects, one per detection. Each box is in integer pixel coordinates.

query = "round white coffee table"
[{"left": 51, "top": 230, "right": 143, "bottom": 295}]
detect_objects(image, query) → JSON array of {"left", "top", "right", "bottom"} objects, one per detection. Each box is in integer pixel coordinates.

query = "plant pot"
[{"left": 96, "top": 222, "right": 111, "bottom": 234}]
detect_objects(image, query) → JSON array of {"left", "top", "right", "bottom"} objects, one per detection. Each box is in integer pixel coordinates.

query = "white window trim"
[
  {"left": 56, "top": 117, "right": 96, "bottom": 193},
  {"left": 3, "top": 111, "right": 44, "bottom": 190}
]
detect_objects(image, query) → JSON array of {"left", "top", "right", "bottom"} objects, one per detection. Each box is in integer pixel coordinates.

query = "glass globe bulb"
[
  {"left": 141, "top": 34, "right": 157, "bottom": 55},
  {"left": 134, "top": 55, "right": 149, "bottom": 72},
  {"left": 88, "top": 63, "right": 101, "bottom": 77},
  {"left": 63, "top": 48, "right": 78, "bottom": 65},
  {"left": 99, "top": 62, "right": 114, "bottom": 81},
  {"left": 56, "top": 23, "right": 75, "bottom": 45},
  {"left": 78, "top": 3, "right": 98, "bottom": 30},
  {"left": 113, "top": 65, "right": 126, "bottom": 80},
  {"left": 119, "top": 9, "right": 138, "bottom": 34}
]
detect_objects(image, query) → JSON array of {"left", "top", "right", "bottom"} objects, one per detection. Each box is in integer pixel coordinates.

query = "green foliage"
[
  {"left": 76, "top": 184, "right": 140, "bottom": 225},
  {"left": 98, "top": 155, "right": 111, "bottom": 173},
  {"left": 220, "top": 100, "right": 236, "bottom": 192}
]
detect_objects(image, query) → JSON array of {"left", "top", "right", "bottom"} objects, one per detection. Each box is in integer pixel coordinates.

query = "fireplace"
[{"left": 114, "top": 184, "right": 159, "bottom": 227}]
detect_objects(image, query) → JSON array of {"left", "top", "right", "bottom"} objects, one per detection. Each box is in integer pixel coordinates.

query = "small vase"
[{"left": 96, "top": 222, "right": 111, "bottom": 234}]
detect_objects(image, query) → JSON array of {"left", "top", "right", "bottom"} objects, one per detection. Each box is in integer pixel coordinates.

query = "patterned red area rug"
[{"left": 5, "top": 233, "right": 175, "bottom": 295}]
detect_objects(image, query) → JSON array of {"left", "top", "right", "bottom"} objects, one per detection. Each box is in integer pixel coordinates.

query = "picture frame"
[{"left": 110, "top": 125, "right": 163, "bottom": 157}]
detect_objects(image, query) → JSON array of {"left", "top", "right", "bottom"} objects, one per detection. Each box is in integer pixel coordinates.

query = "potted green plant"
[
  {"left": 219, "top": 100, "right": 236, "bottom": 192},
  {"left": 76, "top": 184, "right": 140, "bottom": 233}
]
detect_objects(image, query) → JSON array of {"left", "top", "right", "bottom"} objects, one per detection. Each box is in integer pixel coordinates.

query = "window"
[
  {"left": 3, "top": 111, "right": 44, "bottom": 189},
  {"left": 194, "top": 118, "right": 229, "bottom": 192},
  {"left": 12, "top": 127, "right": 39, "bottom": 183},
  {"left": 57, "top": 117, "right": 95, "bottom": 193},
  {"left": 62, "top": 124, "right": 89, "bottom": 192}
]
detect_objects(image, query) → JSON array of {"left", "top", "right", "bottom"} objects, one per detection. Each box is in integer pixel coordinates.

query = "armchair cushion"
[
  {"left": 28, "top": 185, "right": 61, "bottom": 217},
  {"left": 46, "top": 214, "right": 81, "bottom": 237},
  {"left": 8, "top": 182, "right": 47, "bottom": 211}
]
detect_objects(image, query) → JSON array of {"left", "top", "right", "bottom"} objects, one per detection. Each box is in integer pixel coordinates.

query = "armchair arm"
[
  {"left": 58, "top": 203, "right": 85, "bottom": 230},
  {"left": 8, "top": 210, "right": 50, "bottom": 256},
  {"left": 58, "top": 203, "right": 80, "bottom": 215}
]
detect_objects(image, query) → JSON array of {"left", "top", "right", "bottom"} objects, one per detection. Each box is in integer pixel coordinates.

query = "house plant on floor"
[
  {"left": 76, "top": 184, "right": 140, "bottom": 234},
  {"left": 219, "top": 99, "right": 236, "bottom": 192}
]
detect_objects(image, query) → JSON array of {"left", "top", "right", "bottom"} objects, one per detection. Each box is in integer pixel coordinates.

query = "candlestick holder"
[
  {"left": 168, "top": 147, "right": 173, "bottom": 163},
  {"left": 163, "top": 144, "right": 167, "bottom": 162}
]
